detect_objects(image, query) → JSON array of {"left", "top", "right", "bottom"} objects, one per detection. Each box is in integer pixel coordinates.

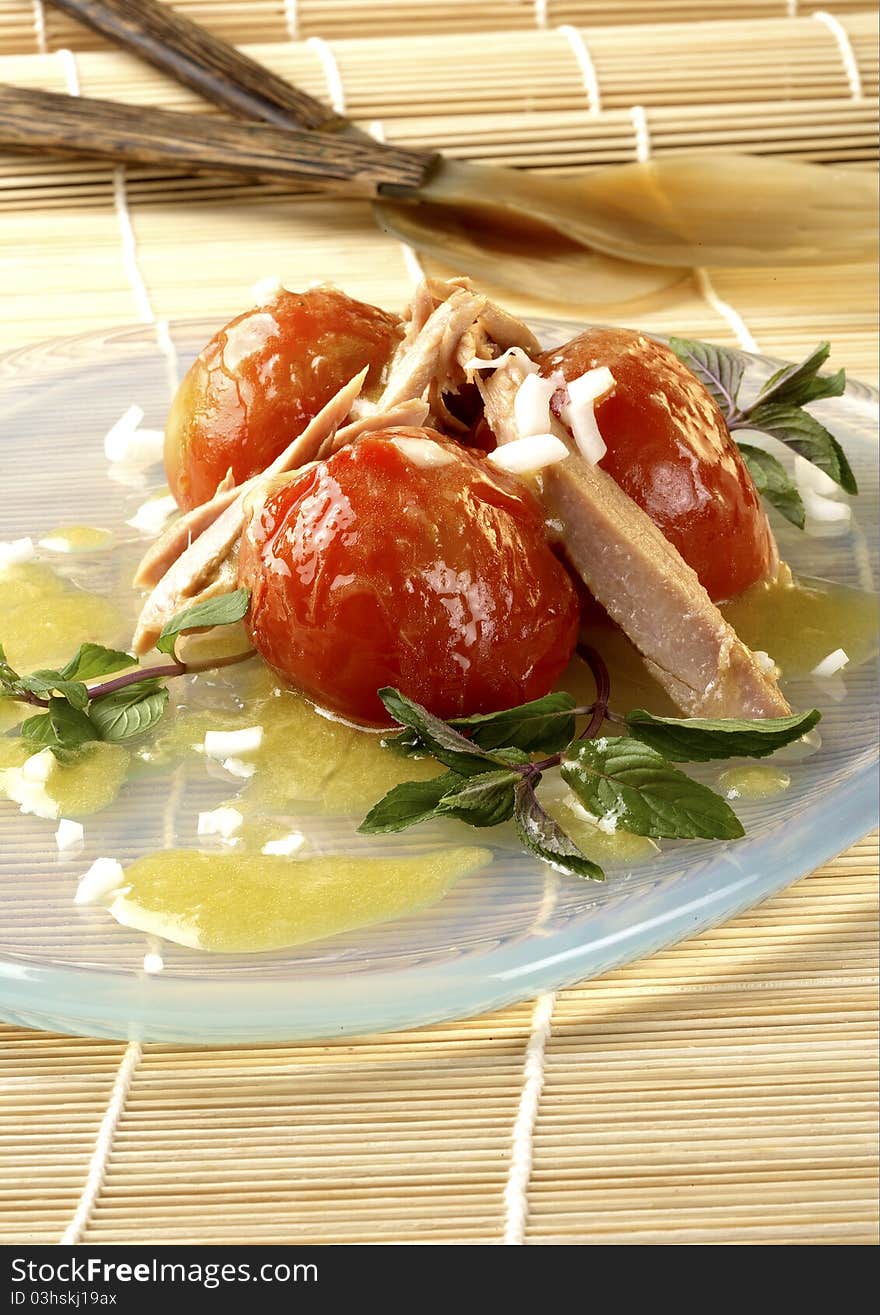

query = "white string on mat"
[
  {"left": 787, "top": 0, "right": 799, "bottom": 16},
  {"left": 693, "top": 270, "right": 759, "bottom": 353},
  {"left": 812, "top": 12, "right": 864, "bottom": 101},
  {"left": 112, "top": 169, "right": 179, "bottom": 394},
  {"left": 369, "top": 119, "right": 425, "bottom": 288},
  {"left": 59, "top": 1041, "right": 142, "bottom": 1245},
  {"left": 306, "top": 36, "right": 346, "bottom": 115},
  {"left": 629, "top": 103, "right": 650, "bottom": 164},
  {"left": 56, "top": 47, "right": 79, "bottom": 97},
  {"left": 56, "top": 49, "right": 178, "bottom": 391},
  {"left": 282, "top": 0, "right": 300, "bottom": 42},
  {"left": 31, "top": 0, "right": 48, "bottom": 55},
  {"left": 533, "top": 0, "right": 549, "bottom": 30},
  {"left": 503, "top": 991, "right": 556, "bottom": 1245},
  {"left": 631, "top": 103, "right": 760, "bottom": 352},
  {"left": 557, "top": 25, "right": 601, "bottom": 116}
]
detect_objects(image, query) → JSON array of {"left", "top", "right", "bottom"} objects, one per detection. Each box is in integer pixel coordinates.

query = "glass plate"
[{"left": 0, "top": 319, "right": 876, "bottom": 1042}]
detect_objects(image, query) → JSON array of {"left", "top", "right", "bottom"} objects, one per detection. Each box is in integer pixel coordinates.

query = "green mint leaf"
[
  {"left": 18, "top": 672, "right": 90, "bottom": 711},
  {"left": 16, "top": 711, "right": 83, "bottom": 761},
  {"left": 380, "top": 727, "right": 434, "bottom": 759},
  {"left": 668, "top": 337, "right": 744, "bottom": 419},
  {"left": 19, "top": 711, "right": 61, "bottom": 749},
  {"left": 358, "top": 771, "right": 464, "bottom": 834},
  {"left": 157, "top": 587, "right": 251, "bottom": 655},
  {"left": 625, "top": 708, "right": 821, "bottom": 763},
  {"left": 436, "top": 770, "right": 520, "bottom": 828},
  {"left": 736, "top": 403, "right": 857, "bottom": 495},
  {"left": 47, "top": 695, "right": 97, "bottom": 749},
  {"left": 377, "top": 687, "right": 509, "bottom": 776},
  {"left": 753, "top": 343, "right": 846, "bottom": 409},
  {"left": 514, "top": 777, "right": 605, "bottom": 881},
  {"left": 451, "top": 692, "right": 578, "bottom": 753},
  {"left": 736, "top": 443, "right": 805, "bottom": 529},
  {"left": 561, "top": 737, "right": 744, "bottom": 840},
  {"left": 59, "top": 643, "right": 136, "bottom": 682},
  {"left": 87, "top": 681, "right": 169, "bottom": 742}
]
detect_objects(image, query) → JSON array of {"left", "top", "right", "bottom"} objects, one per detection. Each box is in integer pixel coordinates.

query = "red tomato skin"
[
  {"left": 538, "top": 328, "right": 776, "bottom": 602},
  {"left": 165, "top": 287, "right": 402, "bottom": 510},
  {"left": 238, "top": 430, "right": 580, "bottom": 725}
]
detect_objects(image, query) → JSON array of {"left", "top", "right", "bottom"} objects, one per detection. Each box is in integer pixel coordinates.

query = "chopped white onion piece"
[
  {"left": 0, "top": 749, "right": 59, "bottom": 820},
  {"left": 55, "top": 818, "right": 84, "bottom": 852},
  {"left": 462, "top": 346, "right": 539, "bottom": 376},
  {"left": 0, "top": 537, "right": 35, "bottom": 571},
  {"left": 802, "top": 486, "right": 851, "bottom": 525},
  {"left": 203, "top": 726, "right": 263, "bottom": 759},
  {"left": 0, "top": 769, "right": 58, "bottom": 819},
  {"left": 22, "top": 749, "right": 55, "bottom": 784},
  {"left": 489, "top": 434, "right": 570, "bottom": 475},
  {"left": 560, "top": 366, "right": 615, "bottom": 465},
  {"left": 104, "top": 405, "right": 164, "bottom": 467},
  {"left": 250, "top": 275, "right": 284, "bottom": 305},
  {"left": 261, "top": 833, "right": 305, "bottom": 857},
  {"left": 126, "top": 493, "right": 178, "bottom": 535},
  {"left": 75, "top": 857, "right": 126, "bottom": 906},
  {"left": 794, "top": 455, "right": 840, "bottom": 499},
  {"left": 389, "top": 436, "right": 456, "bottom": 468},
  {"left": 513, "top": 372, "right": 557, "bottom": 439},
  {"left": 811, "top": 648, "right": 849, "bottom": 678},
  {"left": 197, "top": 806, "right": 243, "bottom": 840},
  {"left": 222, "top": 757, "right": 257, "bottom": 779}
]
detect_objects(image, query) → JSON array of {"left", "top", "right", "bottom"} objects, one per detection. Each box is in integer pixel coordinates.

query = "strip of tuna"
[
  {"left": 378, "top": 288, "right": 488, "bottom": 409},
  {"left": 131, "top": 369, "right": 369, "bottom": 651},
  {"left": 479, "top": 361, "right": 791, "bottom": 718}
]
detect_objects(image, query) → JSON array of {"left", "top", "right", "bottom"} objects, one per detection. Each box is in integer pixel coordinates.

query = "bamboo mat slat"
[
  {"left": 0, "top": 1, "right": 871, "bottom": 54},
  {"left": 0, "top": 840, "right": 875, "bottom": 1245},
  {"left": 0, "top": 4, "right": 877, "bottom": 1247}
]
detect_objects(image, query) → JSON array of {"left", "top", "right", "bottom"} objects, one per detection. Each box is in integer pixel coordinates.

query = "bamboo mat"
[{"left": 0, "top": 1, "right": 877, "bottom": 1247}]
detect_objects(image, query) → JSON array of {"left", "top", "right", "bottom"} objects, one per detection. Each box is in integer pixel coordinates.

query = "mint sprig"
[
  {"left": 156, "top": 587, "right": 251, "bottom": 656},
  {"left": 361, "top": 649, "right": 821, "bottom": 881},
  {"left": 736, "top": 444, "right": 805, "bottom": 529},
  {"left": 561, "top": 738, "right": 744, "bottom": 840},
  {"left": 513, "top": 777, "right": 604, "bottom": 881},
  {"left": 625, "top": 708, "right": 820, "bottom": 762},
  {"left": 668, "top": 338, "right": 856, "bottom": 520},
  {"left": 2, "top": 590, "right": 253, "bottom": 757}
]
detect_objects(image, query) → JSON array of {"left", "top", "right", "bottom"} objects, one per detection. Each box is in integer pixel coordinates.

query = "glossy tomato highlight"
[
  {"left": 538, "top": 328, "right": 776, "bottom": 601},
  {"left": 238, "top": 430, "right": 580, "bottom": 725},
  {"left": 165, "top": 287, "right": 402, "bottom": 510}
]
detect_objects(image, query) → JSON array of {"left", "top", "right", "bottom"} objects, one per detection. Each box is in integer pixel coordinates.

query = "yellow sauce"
[
  {"left": 0, "top": 738, "right": 28, "bottom": 771},
  {"left": 107, "top": 846, "right": 490, "bottom": 952},
  {"left": 0, "top": 561, "right": 127, "bottom": 672},
  {"left": 717, "top": 765, "right": 792, "bottom": 801},
  {"left": 722, "top": 569, "right": 878, "bottom": 677},
  {"left": 146, "top": 682, "right": 442, "bottom": 814},
  {"left": 0, "top": 740, "right": 130, "bottom": 816},
  {"left": 548, "top": 792, "right": 659, "bottom": 864},
  {"left": 40, "top": 524, "right": 113, "bottom": 553},
  {"left": 0, "top": 700, "right": 24, "bottom": 735},
  {"left": 49, "top": 743, "right": 131, "bottom": 817}
]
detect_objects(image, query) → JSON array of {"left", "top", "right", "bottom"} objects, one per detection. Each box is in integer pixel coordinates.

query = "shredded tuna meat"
[{"left": 477, "top": 357, "right": 791, "bottom": 719}]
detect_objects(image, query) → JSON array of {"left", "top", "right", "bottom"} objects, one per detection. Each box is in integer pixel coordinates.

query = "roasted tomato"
[
  {"left": 238, "top": 429, "right": 580, "bottom": 725},
  {"left": 538, "top": 328, "right": 776, "bottom": 601},
  {"left": 164, "top": 287, "right": 402, "bottom": 510}
]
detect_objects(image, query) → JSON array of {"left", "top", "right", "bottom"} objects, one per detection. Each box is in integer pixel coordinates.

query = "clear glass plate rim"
[{"left": 0, "top": 317, "right": 876, "bottom": 1039}]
